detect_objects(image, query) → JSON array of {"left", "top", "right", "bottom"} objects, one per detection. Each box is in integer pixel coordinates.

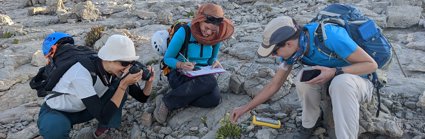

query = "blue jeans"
[
  {"left": 37, "top": 83, "right": 127, "bottom": 139},
  {"left": 163, "top": 70, "right": 221, "bottom": 110}
]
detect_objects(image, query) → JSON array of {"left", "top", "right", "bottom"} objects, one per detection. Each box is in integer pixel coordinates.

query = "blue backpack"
[
  {"left": 311, "top": 3, "right": 393, "bottom": 69},
  {"left": 310, "top": 4, "right": 394, "bottom": 117}
]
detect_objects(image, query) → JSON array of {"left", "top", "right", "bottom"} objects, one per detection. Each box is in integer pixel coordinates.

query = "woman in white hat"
[{"left": 37, "top": 34, "right": 155, "bottom": 139}]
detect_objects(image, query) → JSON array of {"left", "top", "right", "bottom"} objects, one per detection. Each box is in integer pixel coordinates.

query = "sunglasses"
[
  {"left": 271, "top": 37, "right": 291, "bottom": 55},
  {"left": 119, "top": 61, "right": 134, "bottom": 67},
  {"left": 271, "top": 46, "right": 280, "bottom": 56},
  {"left": 204, "top": 14, "right": 223, "bottom": 25}
]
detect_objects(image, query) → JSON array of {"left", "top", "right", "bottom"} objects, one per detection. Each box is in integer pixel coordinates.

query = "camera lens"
[
  {"left": 129, "top": 61, "right": 151, "bottom": 80},
  {"left": 129, "top": 64, "right": 140, "bottom": 74},
  {"left": 141, "top": 66, "right": 151, "bottom": 80}
]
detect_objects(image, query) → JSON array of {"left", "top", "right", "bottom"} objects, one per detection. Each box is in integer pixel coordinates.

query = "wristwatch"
[{"left": 335, "top": 67, "right": 344, "bottom": 76}]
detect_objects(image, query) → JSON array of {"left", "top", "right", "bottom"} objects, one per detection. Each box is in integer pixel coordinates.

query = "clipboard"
[{"left": 181, "top": 66, "right": 226, "bottom": 77}]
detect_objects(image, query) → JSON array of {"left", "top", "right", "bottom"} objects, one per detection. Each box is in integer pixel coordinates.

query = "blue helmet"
[{"left": 42, "top": 32, "right": 73, "bottom": 55}]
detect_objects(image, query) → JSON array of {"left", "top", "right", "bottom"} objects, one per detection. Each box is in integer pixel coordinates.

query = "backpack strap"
[
  {"left": 314, "top": 23, "right": 342, "bottom": 59},
  {"left": 372, "top": 72, "right": 383, "bottom": 117},
  {"left": 44, "top": 58, "right": 79, "bottom": 91},
  {"left": 46, "top": 55, "right": 98, "bottom": 100},
  {"left": 160, "top": 24, "right": 191, "bottom": 80},
  {"left": 180, "top": 24, "right": 191, "bottom": 57},
  {"left": 78, "top": 55, "right": 98, "bottom": 86}
]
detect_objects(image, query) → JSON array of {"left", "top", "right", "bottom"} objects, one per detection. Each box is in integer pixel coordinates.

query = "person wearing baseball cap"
[
  {"left": 231, "top": 16, "right": 378, "bottom": 139},
  {"left": 37, "top": 34, "right": 155, "bottom": 139}
]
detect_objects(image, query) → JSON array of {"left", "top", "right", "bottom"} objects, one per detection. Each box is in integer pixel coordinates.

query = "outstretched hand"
[{"left": 230, "top": 106, "right": 248, "bottom": 124}]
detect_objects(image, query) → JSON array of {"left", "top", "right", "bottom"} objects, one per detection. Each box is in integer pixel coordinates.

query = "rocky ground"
[{"left": 0, "top": 0, "right": 425, "bottom": 139}]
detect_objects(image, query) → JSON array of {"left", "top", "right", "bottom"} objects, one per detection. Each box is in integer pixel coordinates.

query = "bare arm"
[
  {"left": 231, "top": 64, "right": 293, "bottom": 123},
  {"left": 112, "top": 68, "right": 143, "bottom": 107},
  {"left": 342, "top": 47, "right": 378, "bottom": 75}
]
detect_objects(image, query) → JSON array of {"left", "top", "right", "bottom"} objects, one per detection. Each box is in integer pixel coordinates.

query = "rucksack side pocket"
[{"left": 358, "top": 20, "right": 379, "bottom": 41}]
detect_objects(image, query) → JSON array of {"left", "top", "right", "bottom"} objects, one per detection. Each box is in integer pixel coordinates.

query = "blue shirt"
[
  {"left": 164, "top": 24, "right": 221, "bottom": 69},
  {"left": 301, "top": 22, "right": 358, "bottom": 67}
]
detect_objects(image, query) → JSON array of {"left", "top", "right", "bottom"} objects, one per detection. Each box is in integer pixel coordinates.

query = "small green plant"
[
  {"left": 1, "top": 31, "right": 13, "bottom": 38},
  {"left": 216, "top": 113, "right": 241, "bottom": 139},
  {"left": 201, "top": 116, "right": 208, "bottom": 127},
  {"left": 85, "top": 26, "right": 105, "bottom": 48},
  {"left": 327, "top": 0, "right": 339, "bottom": 3},
  {"left": 12, "top": 39, "right": 19, "bottom": 44},
  {"left": 185, "top": 11, "right": 194, "bottom": 18}
]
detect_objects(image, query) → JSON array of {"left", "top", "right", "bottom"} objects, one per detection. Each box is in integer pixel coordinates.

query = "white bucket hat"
[{"left": 98, "top": 34, "right": 139, "bottom": 61}]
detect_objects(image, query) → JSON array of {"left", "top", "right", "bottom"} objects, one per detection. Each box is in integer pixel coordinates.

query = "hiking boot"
[
  {"left": 93, "top": 127, "right": 109, "bottom": 139},
  {"left": 294, "top": 114, "right": 324, "bottom": 139},
  {"left": 293, "top": 126, "right": 315, "bottom": 139},
  {"left": 74, "top": 127, "right": 110, "bottom": 139},
  {"left": 154, "top": 95, "right": 168, "bottom": 124}
]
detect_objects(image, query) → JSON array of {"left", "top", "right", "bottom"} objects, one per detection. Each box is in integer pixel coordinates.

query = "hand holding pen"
[{"left": 177, "top": 53, "right": 196, "bottom": 71}]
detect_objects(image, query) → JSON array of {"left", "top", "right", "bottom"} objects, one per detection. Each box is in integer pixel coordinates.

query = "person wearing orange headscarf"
[{"left": 154, "top": 3, "right": 234, "bottom": 124}]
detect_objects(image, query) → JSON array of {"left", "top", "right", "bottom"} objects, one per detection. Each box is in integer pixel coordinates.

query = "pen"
[{"left": 179, "top": 53, "right": 190, "bottom": 62}]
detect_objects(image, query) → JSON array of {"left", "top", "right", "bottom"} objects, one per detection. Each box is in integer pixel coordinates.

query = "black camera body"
[{"left": 129, "top": 61, "right": 151, "bottom": 80}]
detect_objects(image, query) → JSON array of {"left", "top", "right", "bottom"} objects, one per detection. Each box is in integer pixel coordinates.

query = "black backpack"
[
  {"left": 30, "top": 44, "right": 98, "bottom": 98},
  {"left": 159, "top": 22, "right": 192, "bottom": 77}
]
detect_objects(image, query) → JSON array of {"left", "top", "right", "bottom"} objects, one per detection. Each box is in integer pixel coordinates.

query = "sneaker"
[
  {"left": 154, "top": 95, "right": 169, "bottom": 124},
  {"left": 93, "top": 127, "right": 109, "bottom": 139}
]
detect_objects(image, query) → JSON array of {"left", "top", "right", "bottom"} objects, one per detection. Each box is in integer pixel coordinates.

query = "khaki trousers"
[{"left": 294, "top": 68, "right": 374, "bottom": 139}]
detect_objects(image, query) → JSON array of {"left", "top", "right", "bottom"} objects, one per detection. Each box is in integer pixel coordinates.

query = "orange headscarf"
[{"left": 190, "top": 3, "right": 234, "bottom": 45}]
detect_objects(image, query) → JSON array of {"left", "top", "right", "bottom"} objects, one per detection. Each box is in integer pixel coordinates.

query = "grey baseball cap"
[{"left": 257, "top": 16, "right": 298, "bottom": 57}]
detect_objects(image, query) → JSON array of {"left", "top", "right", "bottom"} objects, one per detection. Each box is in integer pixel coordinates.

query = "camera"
[{"left": 129, "top": 61, "right": 152, "bottom": 80}]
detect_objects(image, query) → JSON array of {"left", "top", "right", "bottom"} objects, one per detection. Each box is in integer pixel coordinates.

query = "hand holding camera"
[
  {"left": 128, "top": 61, "right": 152, "bottom": 80},
  {"left": 120, "top": 61, "right": 153, "bottom": 86}
]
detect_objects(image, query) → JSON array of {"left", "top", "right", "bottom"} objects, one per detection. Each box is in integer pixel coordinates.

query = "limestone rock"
[
  {"left": 30, "top": 50, "right": 47, "bottom": 67},
  {"left": 5, "top": 123, "right": 38, "bottom": 139},
  {"left": 136, "top": 10, "right": 156, "bottom": 20},
  {"left": 157, "top": 11, "right": 173, "bottom": 25},
  {"left": 72, "top": 1, "right": 101, "bottom": 21},
  {"left": 387, "top": 6, "right": 423, "bottom": 28},
  {"left": 46, "top": 0, "right": 66, "bottom": 15},
  {"left": 417, "top": 91, "right": 425, "bottom": 108},
  {"left": 27, "top": 7, "right": 47, "bottom": 16},
  {"left": 26, "top": 0, "right": 46, "bottom": 7},
  {"left": 130, "top": 124, "right": 142, "bottom": 139},
  {"left": 256, "top": 128, "right": 276, "bottom": 139},
  {"left": 141, "top": 112, "right": 153, "bottom": 127},
  {"left": 0, "top": 14, "right": 14, "bottom": 26},
  {"left": 93, "top": 29, "right": 131, "bottom": 50}
]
